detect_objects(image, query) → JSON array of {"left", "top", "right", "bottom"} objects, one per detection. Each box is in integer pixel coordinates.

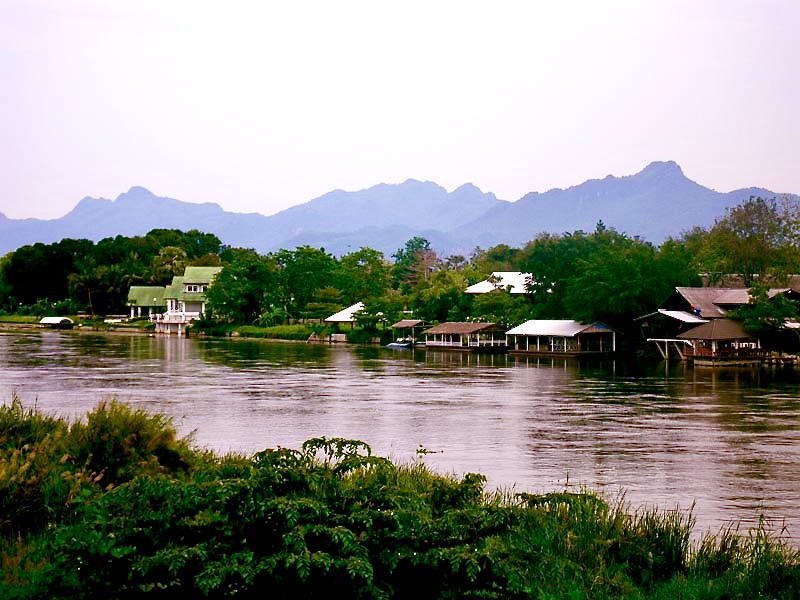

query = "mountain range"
[{"left": 0, "top": 161, "right": 794, "bottom": 257}]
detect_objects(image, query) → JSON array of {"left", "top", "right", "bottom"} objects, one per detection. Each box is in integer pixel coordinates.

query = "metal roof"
[
  {"left": 465, "top": 272, "right": 532, "bottom": 294},
  {"left": 506, "top": 319, "right": 592, "bottom": 337},
  {"left": 657, "top": 309, "right": 708, "bottom": 323},
  {"left": 324, "top": 302, "right": 364, "bottom": 323}
]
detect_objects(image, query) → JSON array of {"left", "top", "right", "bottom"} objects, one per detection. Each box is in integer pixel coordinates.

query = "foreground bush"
[{"left": 1, "top": 400, "right": 798, "bottom": 598}]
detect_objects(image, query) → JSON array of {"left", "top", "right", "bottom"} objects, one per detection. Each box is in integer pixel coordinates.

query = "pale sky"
[{"left": 1, "top": 0, "right": 798, "bottom": 219}]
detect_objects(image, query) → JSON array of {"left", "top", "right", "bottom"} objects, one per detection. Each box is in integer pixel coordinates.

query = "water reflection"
[{"left": 1, "top": 330, "right": 799, "bottom": 544}]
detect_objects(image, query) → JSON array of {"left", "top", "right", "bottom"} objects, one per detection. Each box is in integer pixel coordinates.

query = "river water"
[{"left": 2, "top": 329, "right": 800, "bottom": 544}]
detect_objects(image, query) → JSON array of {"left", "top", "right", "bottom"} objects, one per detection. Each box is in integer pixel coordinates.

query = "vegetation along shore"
[
  {"left": 1, "top": 397, "right": 799, "bottom": 598},
  {"left": 3, "top": 196, "right": 800, "bottom": 357}
]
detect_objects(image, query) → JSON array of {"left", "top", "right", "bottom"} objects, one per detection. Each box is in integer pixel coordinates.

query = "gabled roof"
[
  {"left": 465, "top": 272, "right": 532, "bottom": 294},
  {"left": 324, "top": 302, "right": 364, "bottom": 323},
  {"left": 127, "top": 286, "right": 166, "bottom": 307},
  {"left": 422, "top": 322, "right": 504, "bottom": 335},
  {"left": 676, "top": 319, "right": 755, "bottom": 340},
  {"left": 182, "top": 266, "right": 222, "bottom": 284},
  {"left": 505, "top": 319, "right": 615, "bottom": 337},
  {"left": 164, "top": 276, "right": 185, "bottom": 300},
  {"left": 670, "top": 287, "right": 797, "bottom": 318}
]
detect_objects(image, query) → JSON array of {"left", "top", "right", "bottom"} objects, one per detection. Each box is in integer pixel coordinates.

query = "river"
[{"left": 2, "top": 329, "right": 800, "bottom": 544}]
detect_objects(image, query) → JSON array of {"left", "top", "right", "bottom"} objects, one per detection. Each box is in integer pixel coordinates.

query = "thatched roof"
[
  {"left": 422, "top": 322, "right": 504, "bottom": 335},
  {"left": 676, "top": 319, "right": 755, "bottom": 340}
]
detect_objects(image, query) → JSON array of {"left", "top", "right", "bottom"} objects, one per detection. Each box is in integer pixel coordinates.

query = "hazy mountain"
[
  {"left": 453, "top": 161, "right": 790, "bottom": 248},
  {"left": 0, "top": 162, "right": 795, "bottom": 257}
]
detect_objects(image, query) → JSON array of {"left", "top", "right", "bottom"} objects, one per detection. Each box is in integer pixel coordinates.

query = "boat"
[
  {"left": 39, "top": 316, "right": 74, "bottom": 330},
  {"left": 386, "top": 341, "right": 412, "bottom": 349}
]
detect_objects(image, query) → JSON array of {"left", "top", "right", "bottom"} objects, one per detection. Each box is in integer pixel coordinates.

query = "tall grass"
[{"left": 1, "top": 402, "right": 798, "bottom": 599}]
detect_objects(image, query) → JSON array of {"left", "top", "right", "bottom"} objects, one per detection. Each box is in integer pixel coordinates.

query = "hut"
[
  {"left": 388, "top": 319, "right": 428, "bottom": 346},
  {"left": 505, "top": 320, "right": 616, "bottom": 357},
  {"left": 676, "top": 319, "right": 765, "bottom": 366},
  {"left": 421, "top": 322, "right": 506, "bottom": 352}
]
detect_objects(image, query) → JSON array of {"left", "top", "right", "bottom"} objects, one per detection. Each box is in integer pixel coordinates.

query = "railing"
[
  {"left": 467, "top": 339, "right": 506, "bottom": 347},
  {"left": 685, "top": 346, "right": 769, "bottom": 359},
  {"left": 150, "top": 312, "right": 201, "bottom": 324}
]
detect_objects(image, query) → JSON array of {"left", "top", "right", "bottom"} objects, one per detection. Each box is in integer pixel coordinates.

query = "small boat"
[
  {"left": 386, "top": 341, "right": 411, "bottom": 349},
  {"left": 39, "top": 316, "right": 74, "bottom": 330}
]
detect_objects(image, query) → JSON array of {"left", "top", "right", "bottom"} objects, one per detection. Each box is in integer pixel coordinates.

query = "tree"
[
  {"left": 469, "top": 291, "right": 533, "bottom": 328},
  {"left": 691, "top": 196, "right": 800, "bottom": 285},
  {"left": 729, "top": 284, "right": 800, "bottom": 353},
  {"left": 391, "top": 237, "right": 436, "bottom": 290},
  {"left": 205, "top": 251, "right": 279, "bottom": 324},
  {"left": 336, "top": 247, "right": 391, "bottom": 304},
  {"left": 409, "top": 269, "right": 472, "bottom": 323},
  {"left": 275, "top": 246, "right": 337, "bottom": 318}
]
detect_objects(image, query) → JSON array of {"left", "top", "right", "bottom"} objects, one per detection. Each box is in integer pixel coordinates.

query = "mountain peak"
[
  {"left": 117, "top": 186, "right": 156, "bottom": 201},
  {"left": 638, "top": 160, "right": 685, "bottom": 178}
]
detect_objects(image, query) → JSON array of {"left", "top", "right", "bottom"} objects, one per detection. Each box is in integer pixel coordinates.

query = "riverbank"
[{"left": 1, "top": 398, "right": 798, "bottom": 598}]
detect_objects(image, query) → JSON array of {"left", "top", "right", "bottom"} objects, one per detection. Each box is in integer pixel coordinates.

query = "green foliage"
[
  {"left": 206, "top": 250, "right": 279, "bottom": 324},
  {"left": 392, "top": 237, "right": 436, "bottom": 291},
  {"left": 2, "top": 402, "right": 800, "bottom": 599},
  {"left": 70, "top": 400, "right": 192, "bottom": 488},
  {"left": 337, "top": 248, "right": 392, "bottom": 304},
  {"left": 688, "top": 196, "right": 800, "bottom": 285},
  {"left": 519, "top": 226, "right": 699, "bottom": 331},
  {"left": 728, "top": 284, "right": 800, "bottom": 353},
  {"left": 276, "top": 246, "right": 339, "bottom": 318}
]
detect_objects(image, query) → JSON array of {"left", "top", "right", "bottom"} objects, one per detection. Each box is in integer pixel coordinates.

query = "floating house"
[
  {"left": 638, "top": 286, "right": 800, "bottom": 360},
  {"left": 421, "top": 322, "right": 506, "bottom": 352},
  {"left": 676, "top": 319, "right": 765, "bottom": 366},
  {"left": 389, "top": 319, "right": 428, "bottom": 346},
  {"left": 505, "top": 320, "right": 617, "bottom": 357}
]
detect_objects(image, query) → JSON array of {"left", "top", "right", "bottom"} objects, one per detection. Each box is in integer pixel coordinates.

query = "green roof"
[
  {"left": 127, "top": 286, "right": 167, "bottom": 307},
  {"left": 182, "top": 266, "right": 222, "bottom": 284},
  {"left": 164, "top": 276, "right": 185, "bottom": 300}
]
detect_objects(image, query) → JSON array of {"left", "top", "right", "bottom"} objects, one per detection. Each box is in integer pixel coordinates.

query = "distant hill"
[{"left": 0, "top": 162, "right": 795, "bottom": 257}]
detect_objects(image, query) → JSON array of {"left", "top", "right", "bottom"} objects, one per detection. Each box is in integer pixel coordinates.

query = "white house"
[{"left": 150, "top": 266, "right": 222, "bottom": 335}]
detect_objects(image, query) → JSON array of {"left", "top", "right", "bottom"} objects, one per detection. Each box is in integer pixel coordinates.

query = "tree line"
[{"left": 1, "top": 196, "right": 799, "bottom": 337}]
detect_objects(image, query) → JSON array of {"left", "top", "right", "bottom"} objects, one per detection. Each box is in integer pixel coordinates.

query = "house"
[
  {"left": 505, "top": 320, "right": 617, "bottom": 357},
  {"left": 659, "top": 287, "right": 800, "bottom": 320},
  {"left": 676, "top": 319, "right": 765, "bottom": 366},
  {"left": 638, "top": 286, "right": 800, "bottom": 359},
  {"left": 151, "top": 266, "right": 222, "bottom": 335},
  {"left": 126, "top": 286, "right": 166, "bottom": 319},
  {"left": 465, "top": 272, "right": 532, "bottom": 294},
  {"left": 421, "top": 322, "right": 506, "bottom": 352}
]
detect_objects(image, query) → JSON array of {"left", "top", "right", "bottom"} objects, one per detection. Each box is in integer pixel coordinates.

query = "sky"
[{"left": 1, "top": 0, "right": 798, "bottom": 220}]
